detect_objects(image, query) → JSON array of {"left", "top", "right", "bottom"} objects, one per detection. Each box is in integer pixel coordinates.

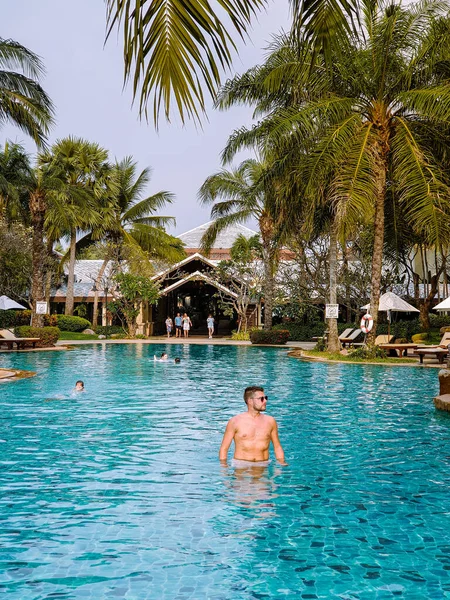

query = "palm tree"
[
  {"left": 88, "top": 157, "right": 185, "bottom": 327},
  {"left": 40, "top": 138, "right": 113, "bottom": 316},
  {"left": 0, "top": 38, "right": 54, "bottom": 145},
  {"left": 0, "top": 141, "right": 32, "bottom": 222},
  {"left": 215, "top": 1, "right": 450, "bottom": 339},
  {"left": 199, "top": 157, "right": 284, "bottom": 329},
  {"left": 104, "top": 0, "right": 355, "bottom": 125}
]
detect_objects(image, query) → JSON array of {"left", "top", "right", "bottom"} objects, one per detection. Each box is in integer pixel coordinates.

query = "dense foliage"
[
  {"left": 250, "top": 329, "right": 290, "bottom": 345},
  {"left": 14, "top": 326, "right": 59, "bottom": 347},
  {"left": 56, "top": 315, "right": 91, "bottom": 332}
]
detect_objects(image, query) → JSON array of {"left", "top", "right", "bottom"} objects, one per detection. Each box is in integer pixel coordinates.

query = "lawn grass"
[
  {"left": 300, "top": 350, "right": 417, "bottom": 364},
  {"left": 58, "top": 331, "right": 99, "bottom": 341}
]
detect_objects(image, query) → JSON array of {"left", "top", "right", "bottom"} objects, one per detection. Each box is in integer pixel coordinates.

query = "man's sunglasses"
[{"left": 254, "top": 395, "right": 268, "bottom": 401}]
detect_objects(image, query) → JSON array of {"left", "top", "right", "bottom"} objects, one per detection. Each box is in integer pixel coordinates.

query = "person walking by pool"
[
  {"left": 174, "top": 313, "right": 182, "bottom": 337},
  {"left": 207, "top": 314, "right": 215, "bottom": 339},
  {"left": 182, "top": 313, "right": 192, "bottom": 338},
  {"left": 219, "top": 386, "right": 287, "bottom": 466},
  {"left": 165, "top": 316, "right": 173, "bottom": 338}
]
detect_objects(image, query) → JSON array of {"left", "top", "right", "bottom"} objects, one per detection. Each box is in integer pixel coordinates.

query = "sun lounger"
[
  {"left": 375, "top": 335, "right": 394, "bottom": 345},
  {"left": 340, "top": 329, "right": 363, "bottom": 347},
  {"left": 0, "top": 329, "right": 40, "bottom": 350},
  {"left": 339, "top": 328, "right": 354, "bottom": 341},
  {"left": 414, "top": 347, "right": 449, "bottom": 364}
]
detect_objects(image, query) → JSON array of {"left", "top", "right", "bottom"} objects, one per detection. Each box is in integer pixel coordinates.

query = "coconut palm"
[
  {"left": 199, "top": 157, "right": 285, "bottom": 329},
  {"left": 105, "top": 0, "right": 356, "bottom": 125},
  {"left": 40, "top": 138, "right": 113, "bottom": 315},
  {"left": 0, "top": 38, "right": 54, "bottom": 145},
  {"left": 88, "top": 157, "right": 185, "bottom": 326},
  {"left": 216, "top": 0, "right": 450, "bottom": 338}
]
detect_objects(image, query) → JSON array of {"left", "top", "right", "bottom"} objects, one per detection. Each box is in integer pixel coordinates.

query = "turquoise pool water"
[{"left": 1, "top": 344, "right": 450, "bottom": 599}]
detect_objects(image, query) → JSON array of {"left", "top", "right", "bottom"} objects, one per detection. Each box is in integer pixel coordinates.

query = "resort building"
[{"left": 50, "top": 222, "right": 263, "bottom": 335}]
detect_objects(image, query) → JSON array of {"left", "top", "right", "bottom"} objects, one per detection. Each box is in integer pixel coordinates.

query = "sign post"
[
  {"left": 35, "top": 301, "right": 48, "bottom": 315},
  {"left": 325, "top": 304, "right": 339, "bottom": 319}
]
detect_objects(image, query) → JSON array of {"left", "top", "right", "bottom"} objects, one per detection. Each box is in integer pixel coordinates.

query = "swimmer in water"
[
  {"left": 154, "top": 353, "right": 168, "bottom": 362},
  {"left": 219, "top": 386, "right": 287, "bottom": 466},
  {"left": 74, "top": 380, "right": 85, "bottom": 392},
  {"left": 174, "top": 357, "right": 181, "bottom": 364}
]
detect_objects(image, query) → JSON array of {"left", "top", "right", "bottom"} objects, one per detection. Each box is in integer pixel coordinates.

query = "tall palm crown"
[
  {"left": 199, "top": 157, "right": 284, "bottom": 328},
  {"left": 215, "top": 0, "right": 450, "bottom": 335},
  {"left": 107, "top": 157, "right": 185, "bottom": 263},
  {"left": 0, "top": 38, "right": 54, "bottom": 145}
]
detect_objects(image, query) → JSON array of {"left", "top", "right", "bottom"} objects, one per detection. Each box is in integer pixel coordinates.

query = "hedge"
[
  {"left": 94, "top": 325, "right": 124, "bottom": 336},
  {"left": 56, "top": 315, "right": 91, "bottom": 332},
  {"left": 14, "top": 326, "right": 60, "bottom": 347},
  {"left": 251, "top": 329, "right": 290, "bottom": 345},
  {"left": 0, "top": 309, "right": 32, "bottom": 328}
]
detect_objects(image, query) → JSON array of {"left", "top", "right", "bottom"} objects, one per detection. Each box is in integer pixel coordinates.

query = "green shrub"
[
  {"left": 14, "top": 326, "right": 60, "bottom": 347},
  {"left": 315, "top": 337, "right": 327, "bottom": 352},
  {"left": 56, "top": 315, "right": 91, "bottom": 332},
  {"left": 412, "top": 333, "right": 429, "bottom": 343},
  {"left": 231, "top": 330, "right": 250, "bottom": 341},
  {"left": 135, "top": 334, "right": 148, "bottom": 339},
  {"left": 250, "top": 329, "right": 290, "bottom": 345},
  {"left": 350, "top": 345, "right": 387, "bottom": 360},
  {"left": 94, "top": 325, "right": 125, "bottom": 336},
  {"left": 429, "top": 314, "right": 450, "bottom": 328},
  {"left": 0, "top": 309, "right": 32, "bottom": 328},
  {"left": 43, "top": 314, "right": 58, "bottom": 327},
  {"left": 273, "top": 321, "right": 357, "bottom": 341}
]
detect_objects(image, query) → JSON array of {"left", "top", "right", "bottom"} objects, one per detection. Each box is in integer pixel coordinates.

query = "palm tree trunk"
[
  {"left": 65, "top": 229, "right": 77, "bottom": 316},
  {"left": 263, "top": 255, "right": 274, "bottom": 330},
  {"left": 368, "top": 154, "right": 387, "bottom": 343},
  {"left": 30, "top": 192, "right": 46, "bottom": 327},
  {"left": 92, "top": 258, "right": 108, "bottom": 327},
  {"left": 327, "top": 224, "right": 339, "bottom": 352}
]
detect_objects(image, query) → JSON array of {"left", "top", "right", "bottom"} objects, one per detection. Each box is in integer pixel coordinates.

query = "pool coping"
[{"left": 288, "top": 349, "right": 444, "bottom": 368}]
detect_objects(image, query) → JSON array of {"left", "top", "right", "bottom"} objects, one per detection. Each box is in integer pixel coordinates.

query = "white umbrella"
[
  {"left": 361, "top": 291, "right": 419, "bottom": 337},
  {"left": 361, "top": 291, "right": 419, "bottom": 313},
  {"left": 0, "top": 295, "right": 27, "bottom": 310},
  {"left": 434, "top": 296, "right": 450, "bottom": 311}
]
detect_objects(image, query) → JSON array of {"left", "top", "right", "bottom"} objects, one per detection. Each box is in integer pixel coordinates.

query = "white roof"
[
  {"left": 361, "top": 291, "right": 420, "bottom": 312},
  {"left": 178, "top": 221, "right": 258, "bottom": 248},
  {"left": 64, "top": 260, "right": 114, "bottom": 283},
  {"left": 434, "top": 296, "right": 450, "bottom": 311},
  {"left": 0, "top": 295, "right": 27, "bottom": 310},
  {"left": 151, "top": 253, "right": 216, "bottom": 280},
  {"left": 160, "top": 271, "right": 238, "bottom": 298}
]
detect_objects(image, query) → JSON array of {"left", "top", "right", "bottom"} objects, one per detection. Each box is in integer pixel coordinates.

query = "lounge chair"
[
  {"left": 417, "top": 331, "right": 450, "bottom": 350},
  {"left": 340, "top": 329, "right": 363, "bottom": 347},
  {"left": 0, "top": 329, "right": 40, "bottom": 350},
  {"left": 375, "top": 334, "right": 394, "bottom": 345},
  {"left": 339, "top": 328, "right": 354, "bottom": 341}
]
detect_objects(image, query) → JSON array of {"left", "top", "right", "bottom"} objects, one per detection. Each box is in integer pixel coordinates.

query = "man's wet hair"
[
  {"left": 244, "top": 386, "right": 264, "bottom": 404},
  {"left": 76, "top": 380, "right": 84, "bottom": 387},
  {"left": 174, "top": 357, "right": 181, "bottom": 363}
]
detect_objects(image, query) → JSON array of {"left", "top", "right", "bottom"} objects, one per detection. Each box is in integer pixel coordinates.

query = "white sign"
[
  {"left": 325, "top": 304, "right": 339, "bottom": 319},
  {"left": 35, "top": 301, "right": 48, "bottom": 314}
]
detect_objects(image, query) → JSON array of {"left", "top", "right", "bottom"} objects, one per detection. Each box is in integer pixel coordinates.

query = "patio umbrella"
[
  {"left": 0, "top": 295, "right": 27, "bottom": 310},
  {"left": 434, "top": 296, "right": 450, "bottom": 311},
  {"left": 361, "top": 291, "right": 419, "bottom": 336}
]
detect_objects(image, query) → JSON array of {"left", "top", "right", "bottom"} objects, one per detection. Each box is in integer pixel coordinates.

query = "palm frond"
[{"left": 105, "top": 0, "right": 265, "bottom": 125}]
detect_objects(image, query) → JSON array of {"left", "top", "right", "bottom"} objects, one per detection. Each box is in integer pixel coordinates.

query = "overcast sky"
[{"left": 2, "top": 1, "right": 290, "bottom": 234}]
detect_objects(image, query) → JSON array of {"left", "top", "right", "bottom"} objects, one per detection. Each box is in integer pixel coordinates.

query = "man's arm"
[
  {"left": 219, "top": 418, "right": 236, "bottom": 463},
  {"left": 271, "top": 419, "right": 287, "bottom": 465}
]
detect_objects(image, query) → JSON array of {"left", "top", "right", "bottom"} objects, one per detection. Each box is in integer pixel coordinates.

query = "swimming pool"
[{"left": 1, "top": 344, "right": 449, "bottom": 599}]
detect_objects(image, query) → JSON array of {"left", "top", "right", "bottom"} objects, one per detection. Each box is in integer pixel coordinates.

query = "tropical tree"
[
  {"left": 104, "top": 0, "right": 356, "bottom": 125},
  {"left": 0, "top": 38, "right": 54, "bottom": 145},
  {"left": 215, "top": 1, "right": 450, "bottom": 339},
  {"left": 40, "top": 138, "right": 113, "bottom": 315},
  {"left": 88, "top": 157, "right": 185, "bottom": 327},
  {"left": 199, "top": 157, "right": 284, "bottom": 329}
]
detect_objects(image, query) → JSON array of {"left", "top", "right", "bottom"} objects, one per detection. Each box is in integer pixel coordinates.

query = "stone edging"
[{"left": 287, "top": 349, "right": 442, "bottom": 368}]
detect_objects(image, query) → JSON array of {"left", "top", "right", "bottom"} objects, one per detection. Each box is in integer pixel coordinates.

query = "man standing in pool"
[{"left": 219, "top": 386, "right": 287, "bottom": 466}]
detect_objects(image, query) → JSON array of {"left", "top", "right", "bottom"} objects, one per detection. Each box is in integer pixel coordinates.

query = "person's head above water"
[
  {"left": 244, "top": 386, "right": 267, "bottom": 412},
  {"left": 75, "top": 380, "right": 84, "bottom": 391},
  {"left": 160, "top": 353, "right": 168, "bottom": 360},
  {"left": 174, "top": 357, "right": 181, "bottom": 364}
]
